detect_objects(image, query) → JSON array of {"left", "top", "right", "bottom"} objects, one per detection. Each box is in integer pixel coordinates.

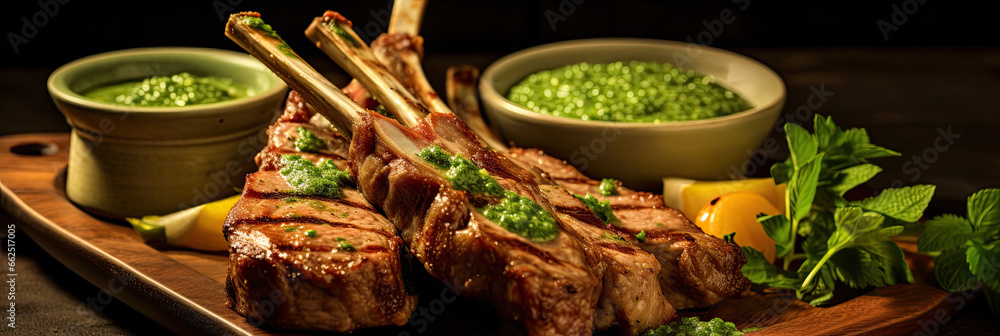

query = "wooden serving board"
[{"left": 0, "top": 133, "right": 955, "bottom": 335}]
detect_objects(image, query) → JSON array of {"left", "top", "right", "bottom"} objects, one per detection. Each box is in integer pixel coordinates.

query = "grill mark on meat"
[
  {"left": 593, "top": 241, "right": 639, "bottom": 255},
  {"left": 242, "top": 190, "right": 376, "bottom": 211},
  {"left": 229, "top": 216, "right": 393, "bottom": 237},
  {"left": 551, "top": 177, "right": 596, "bottom": 185},
  {"left": 225, "top": 91, "right": 416, "bottom": 332}
]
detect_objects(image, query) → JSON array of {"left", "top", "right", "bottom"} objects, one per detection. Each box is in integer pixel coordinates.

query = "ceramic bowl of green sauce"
[
  {"left": 47, "top": 47, "right": 287, "bottom": 218},
  {"left": 479, "top": 38, "right": 785, "bottom": 191}
]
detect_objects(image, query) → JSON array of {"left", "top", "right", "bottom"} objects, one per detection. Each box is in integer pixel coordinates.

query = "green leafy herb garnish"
[
  {"left": 294, "top": 127, "right": 326, "bottom": 153},
  {"left": 304, "top": 229, "right": 317, "bottom": 238},
  {"left": 918, "top": 188, "right": 1000, "bottom": 315},
  {"left": 741, "top": 115, "right": 933, "bottom": 305},
  {"left": 636, "top": 230, "right": 647, "bottom": 243}
]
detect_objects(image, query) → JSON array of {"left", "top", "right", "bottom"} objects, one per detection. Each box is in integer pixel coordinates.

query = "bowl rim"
[
  {"left": 47, "top": 47, "right": 288, "bottom": 115},
  {"left": 479, "top": 38, "right": 786, "bottom": 131}
]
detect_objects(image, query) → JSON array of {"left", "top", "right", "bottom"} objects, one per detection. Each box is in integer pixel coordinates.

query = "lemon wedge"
[
  {"left": 663, "top": 177, "right": 785, "bottom": 221},
  {"left": 127, "top": 195, "right": 239, "bottom": 252}
]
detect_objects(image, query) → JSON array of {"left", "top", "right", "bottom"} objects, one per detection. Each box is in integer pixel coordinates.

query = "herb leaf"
[
  {"left": 827, "top": 207, "right": 889, "bottom": 248},
  {"left": 771, "top": 162, "right": 793, "bottom": 185},
  {"left": 968, "top": 188, "right": 1000, "bottom": 229},
  {"left": 966, "top": 240, "right": 999, "bottom": 279},
  {"left": 934, "top": 248, "right": 975, "bottom": 291},
  {"left": 918, "top": 214, "right": 974, "bottom": 252},
  {"left": 814, "top": 115, "right": 846, "bottom": 151},
  {"left": 741, "top": 246, "right": 796, "bottom": 288},
  {"left": 828, "top": 164, "right": 881, "bottom": 197},
  {"left": 788, "top": 154, "right": 824, "bottom": 222},
  {"left": 850, "top": 185, "right": 936, "bottom": 223},
  {"left": 758, "top": 214, "right": 793, "bottom": 257},
  {"left": 785, "top": 123, "right": 818, "bottom": 169},
  {"left": 843, "top": 128, "right": 900, "bottom": 160}
]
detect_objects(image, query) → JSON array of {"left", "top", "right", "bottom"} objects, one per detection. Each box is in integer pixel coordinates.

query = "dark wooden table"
[{"left": 1, "top": 48, "right": 999, "bottom": 335}]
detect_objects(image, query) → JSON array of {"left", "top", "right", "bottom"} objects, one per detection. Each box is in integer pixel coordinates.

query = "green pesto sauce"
[
  {"left": 242, "top": 16, "right": 297, "bottom": 58},
  {"left": 482, "top": 191, "right": 559, "bottom": 242},
  {"left": 279, "top": 155, "right": 351, "bottom": 198},
  {"left": 416, "top": 145, "right": 505, "bottom": 198},
  {"left": 83, "top": 72, "right": 246, "bottom": 107},
  {"left": 336, "top": 237, "right": 355, "bottom": 251},
  {"left": 642, "top": 317, "right": 748, "bottom": 336},
  {"left": 602, "top": 233, "right": 627, "bottom": 243},
  {"left": 416, "top": 145, "right": 558, "bottom": 242},
  {"left": 282, "top": 197, "right": 330, "bottom": 212},
  {"left": 294, "top": 127, "right": 326, "bottom": 152},
  {"left": 507, "top": 61, "right": 753, "bottom": 123},
  {"left": 599, "top": 178, "right": 617, "bottom": 196},
  {"left": 575, "top": 194, "right": 618, "bottom": 225},
  {"left": 242, "top": 16, "right": 280, "bottom": 39},
  {"left": 326, "top": 21, "right": 359, "bottom": 47}
]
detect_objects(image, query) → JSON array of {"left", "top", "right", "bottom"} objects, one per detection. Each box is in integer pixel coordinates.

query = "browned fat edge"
[
  {"left": 323, "top": 10, "right": 353, "bottom": 26},
  {"left": 229, "top": 216, "right": 391, "bottom": 236}
]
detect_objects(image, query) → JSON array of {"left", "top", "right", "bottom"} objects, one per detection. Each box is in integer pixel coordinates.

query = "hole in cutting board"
[{"left": 10, "top": 142, "right": 59, "bottom": 156}]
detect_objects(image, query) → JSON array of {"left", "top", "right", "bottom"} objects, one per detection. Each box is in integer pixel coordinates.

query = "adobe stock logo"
[{"left": 7, "top": 0, "right": 70, "bottom": 54}]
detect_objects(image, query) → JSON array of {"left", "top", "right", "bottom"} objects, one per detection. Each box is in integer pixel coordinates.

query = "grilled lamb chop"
[
  {"left": 305, "top": 12, "right": 676, "bottom": 334},
  {"left": 228, "top": 13, "right": 667, "bottom": 335},
  {"left": 363, "top": 31, "right": 751, "bottom": 309},
  {"left": 224, "top": 90, "right": 417, "bottom": 331}
]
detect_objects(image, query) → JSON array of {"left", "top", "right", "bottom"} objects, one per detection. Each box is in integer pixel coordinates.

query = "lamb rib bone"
[
  {"left": 341, "top": 0, "right": 428, "bottom": 114},
  {"left": 222, "top": 13, "right": 417, "bottom": 331},
  {"left": 225, "top": 11, "right": 361, "bottom": 137},
  {"left": 388, "top": 0, "right": 427, "bottom": 36},
  {"left": 309, "top": 12, "right": 678, "bottom": 334},
  {"left": 229, "top": 11, "right": 608, "bottom": 336},
  {"left": 305, "top": 11, "right": 428, "bottom": 128},
  {"left": 446, "top": 65, "right": 506, "bottom": 149}
]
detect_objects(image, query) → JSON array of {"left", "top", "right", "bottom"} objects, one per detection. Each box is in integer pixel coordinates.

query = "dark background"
[
  {"left": 3, "top": 0, "right": 1000, "bottom": 65},
  {"left": 3, "top": 0, "right": 1000, "bottom": 135},
  {"left": 2, "top": 0, "right": 1000, "bottom": 334}
]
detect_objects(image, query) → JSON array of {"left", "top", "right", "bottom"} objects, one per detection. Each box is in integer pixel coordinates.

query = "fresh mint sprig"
[
  {"left": 739, "top": 114, "right": 934, "bottom": 305},
  {"left": 918, "top": 188, "right": 1000, "bottom": 315}
]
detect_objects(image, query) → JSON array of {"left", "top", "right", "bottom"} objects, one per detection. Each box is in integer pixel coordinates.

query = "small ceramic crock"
[{"left": 48, "top": 47, "right": 287, "bottom": 218}]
